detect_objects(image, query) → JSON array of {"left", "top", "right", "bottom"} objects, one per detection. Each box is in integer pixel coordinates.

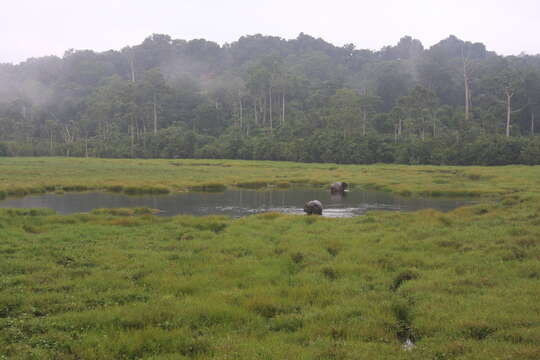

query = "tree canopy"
[{"left": 1, "top": 33, "right": 540, "bottom": 164}]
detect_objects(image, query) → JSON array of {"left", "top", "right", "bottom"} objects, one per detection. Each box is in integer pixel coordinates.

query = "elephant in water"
[
  {"left": 330, "top": 182, "right": 348, "bottom": 194},
  {"left": 304, "top": 200, "right": 323, "bottom": 215}
]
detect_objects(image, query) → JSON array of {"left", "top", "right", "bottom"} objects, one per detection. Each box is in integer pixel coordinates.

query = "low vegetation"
[
  {"left": 0, "top": 158, "right": 539, "bottom": 359},
  {"left": 1, "top": 157, "right": 540, "bottom": 198}
]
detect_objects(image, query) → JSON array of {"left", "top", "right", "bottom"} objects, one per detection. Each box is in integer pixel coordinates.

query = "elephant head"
[{"left": 330, "top": 182, "right": 348, "bottom": 194}]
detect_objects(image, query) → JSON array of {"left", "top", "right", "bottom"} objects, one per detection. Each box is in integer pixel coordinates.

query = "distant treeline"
[{"left": 1, "top": 33, "right": 539, "bottom": 165}]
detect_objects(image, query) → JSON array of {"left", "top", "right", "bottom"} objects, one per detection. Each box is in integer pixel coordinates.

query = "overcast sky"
[{"left": 1, "top": 0, "right": 539, "bottom": 64}]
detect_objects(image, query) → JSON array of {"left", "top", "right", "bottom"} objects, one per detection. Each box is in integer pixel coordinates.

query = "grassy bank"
[
  {"left": 1, "top": 158, "right": 539, "bottom": 359},
  {"left": 1, "top": 157, "right": 540, "bottom": 197}
]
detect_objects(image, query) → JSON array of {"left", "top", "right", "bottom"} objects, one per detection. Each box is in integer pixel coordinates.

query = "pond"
[{"left": 0, "top": 188, "right": 474, "bottom": 218}]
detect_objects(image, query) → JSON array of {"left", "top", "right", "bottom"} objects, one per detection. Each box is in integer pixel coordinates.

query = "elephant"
[
  {"left": 330, "top": 182, "right": 348, "bottom": 194},
  {"left": 304, "top": 200, "right": 323, "bottom": 215}
]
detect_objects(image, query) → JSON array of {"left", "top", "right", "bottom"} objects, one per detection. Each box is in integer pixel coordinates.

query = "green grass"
[
  {"left": 1, "top": 157, "right": 540, "bottom": 197},
  {"left": 0, "top": 158, "right": 539, "bottom": 359}
]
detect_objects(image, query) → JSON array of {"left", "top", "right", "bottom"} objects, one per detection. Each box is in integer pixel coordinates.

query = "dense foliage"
[{"left": 1, "top": 33, "right": 540, "bottom": 164}]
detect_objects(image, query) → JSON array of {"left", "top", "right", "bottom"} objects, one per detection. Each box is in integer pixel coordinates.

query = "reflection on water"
[{"left": 0, "top": 189, "right": 474, "bottom": 218}]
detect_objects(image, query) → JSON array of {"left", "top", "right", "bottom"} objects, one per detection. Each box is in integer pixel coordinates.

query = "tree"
[
  {"left": 327, "top": 88, "right": 362, "bottom": 138},
  {"left": 396, "top": 86, "right": 438, "bottom": 140},
  {"left": 482, "top": 60, "right": 526, "bottom": 137},
  {"left": 358, "top": 92, "right": 382, "bottom": 136}
]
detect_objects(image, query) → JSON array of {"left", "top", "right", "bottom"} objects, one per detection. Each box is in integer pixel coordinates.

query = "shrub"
[{"left": 0, "top": 142, "right": 9, "bottom": 156}]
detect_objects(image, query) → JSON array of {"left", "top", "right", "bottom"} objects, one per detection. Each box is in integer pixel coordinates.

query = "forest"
[{"left": 1, "top": 33, "right": 540, "bottom": 165}]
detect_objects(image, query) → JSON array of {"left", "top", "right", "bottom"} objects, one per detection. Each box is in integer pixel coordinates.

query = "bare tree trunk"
[
  {"left": 505, "top": 90, "right": 513, "bottom": 137},
  {"left": 153, "top": 93, "right": 158, "bottom": 135},
  {"left": 262, "top": 96, "right": 266, "bottom": 125},
  {"left": 130, "top": 120, "right": 135, "bottom": 158},
  {"left": 362, "top": 109, "right": 367, "bottom": 136},
  {"left": 130, "top": 58, "right": 136, "bottom": 83},
  {"left": 239, "top": 95, "right": 243, "bottom": 130},
  {"left": 62, "top": 125, "right": 74, "bottom": 157},
  {"left": 142, "top": 121, "right": 147, "bottom": 153},
  {"left": 531, "top": 110, "right": 535, "bottom": 136},
  {"left": 464, "top": 69, "right": 470, "bottom": 121},
  {"left": 253, "top": 99, "right": 258, "bottom": 125},
  {"left": 269, "top": 87, "right": 273, "bottom": 132},
  {"left": 461, "top": 48, "right": 472, "bottom": 121},
  {"left": 49, "top": 130, "right": 52, "bottom": 156},
  {"left": 468, "top": 87, "right": 473, "bottom": 116},
  {"left": 85, "top": 136, "right": 88, "bottom": 158},
  {"left": 281, "top": 92, "right": 285, "bottom": 126}
]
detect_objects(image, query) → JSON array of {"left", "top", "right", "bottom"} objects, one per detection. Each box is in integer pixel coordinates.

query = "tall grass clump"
[
  {"left": 188, "top": 183, "right": 227, "bottom": 192},
  {"left": 123, "top": 186, "right": 170, "bottom": 195}
]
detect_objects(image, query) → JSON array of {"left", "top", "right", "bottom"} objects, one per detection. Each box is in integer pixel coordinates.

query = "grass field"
[
  {"left": 1, "top": 158, "right": 539, "bottom": 359},
  {"left": 1, "top": 157, "right": 540, "bottom": 198}
]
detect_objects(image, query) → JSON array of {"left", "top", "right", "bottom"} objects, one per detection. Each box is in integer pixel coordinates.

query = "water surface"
[{"left": 0, "top": 189, "right": 474, "bottom": 218}]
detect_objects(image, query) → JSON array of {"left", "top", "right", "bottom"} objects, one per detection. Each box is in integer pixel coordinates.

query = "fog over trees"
[{"left": 1, "top": 33, "right": 540, "bottom": 164}]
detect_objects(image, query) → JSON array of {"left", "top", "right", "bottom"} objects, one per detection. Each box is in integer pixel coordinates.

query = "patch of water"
[
  {"left": 402, "top": 338, "right": 416, "bottom": 351},
  {"left": 0, "top": 188, "right": 474, "bottom": 218}
]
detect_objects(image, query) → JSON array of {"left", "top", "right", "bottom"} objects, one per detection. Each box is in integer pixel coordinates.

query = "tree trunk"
[
  {"left": 153, "top": 93, "right": 158, "bottom": 135},
  {"left": 262, "top": 96, "right": 266, "bottom": 125},
  {"left": 282, "top": 92, "right": 285, "bottom": 126},
  {"left": 362, "top": 109, "right": 367, "bottom": 136},
  {"left": 85, "top": 136, "right": 88, "bottom": 158},
  {"left": 461, "top": 49, "right": 472, "bottom": 121},
  {"left": 269, "top": 87, "right": 273, "bottom": 132},
  {"left": 49, "top": 131, "right": 53, "bottom": 156},
  {"left": 253, "top": 99, "right": 258, "bottom": 125},
  {"left": 531, "top": 110, "right": 535, "bottom": 136},
  {"left": 130, "top": 57, "right": 136, "bottom": 83},
  {"left": 464, "top": 71, "right": 470, "bottom": 121},
  {"left": 506, "top": 90, "right": 513, "bottom": 137},
  {"left": 239, "top": 95, "right": 243, "bottom": 130},
  {"left": 131, "top": 116, "right": 135, "bottom": 158}
]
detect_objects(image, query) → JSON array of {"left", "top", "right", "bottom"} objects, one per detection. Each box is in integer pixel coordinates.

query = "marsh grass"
[
  {"left": 123, "top": 186, "right": 170, "bottom": 195},
  {"left": 188, "top": 183, "right": 227, "bottom": 192},
  {"left": 2, "top": 158, "right": 540, "bottom": 199},
  {"left": 1, "top": 194, "right": 539, "bottom": 359},
  {"left": 234, "top": 180, "right": 269, "bottom": 189},
  {"left": 0, "top": 159, "right": 540, "bottom": 359}
]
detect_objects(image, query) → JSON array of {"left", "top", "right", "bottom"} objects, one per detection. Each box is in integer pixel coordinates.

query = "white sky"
[{"left": 1, "top": 0, "right": 539, "bottom": 64}]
